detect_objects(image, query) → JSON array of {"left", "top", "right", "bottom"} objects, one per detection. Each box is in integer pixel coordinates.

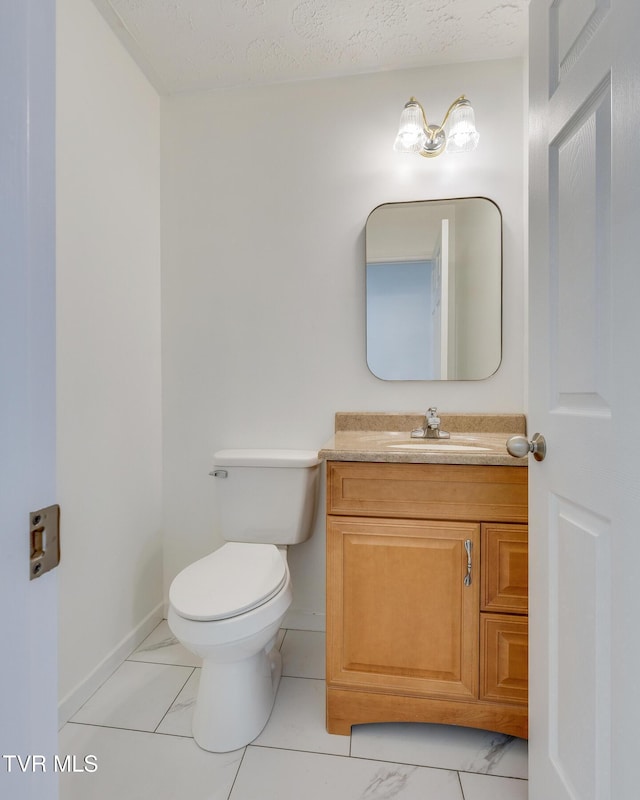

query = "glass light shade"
[
  {"left": 446, "top": 101, "right": 479, "bottom": 153},
  {"left": 393, "top": 102, "right": 427, "bottom": 153}
]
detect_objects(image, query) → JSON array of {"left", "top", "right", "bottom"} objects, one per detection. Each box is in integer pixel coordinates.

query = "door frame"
[{"left": 0, "top": 2, "right": 58, "bottom": 797}]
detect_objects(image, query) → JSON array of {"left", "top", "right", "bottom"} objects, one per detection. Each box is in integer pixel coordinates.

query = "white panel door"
[
  {"left": 528, "top": 2, "right": 640, "bottom": 799},
  {"left": 432, "top": 219, "right": 450, "bottom": 379},
  {"left": 0, "top": 3, "right": 58, "bottom": 798}
]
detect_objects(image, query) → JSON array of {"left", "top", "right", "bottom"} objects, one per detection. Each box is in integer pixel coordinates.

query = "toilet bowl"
[
  {"left": 167, "top": 449, "right": 320, "bottom": 752},
  {"left": 169, "top": 543, "right": 293, "bottom": 752}
]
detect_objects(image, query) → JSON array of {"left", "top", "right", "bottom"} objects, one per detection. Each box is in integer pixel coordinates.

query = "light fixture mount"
[
  {"left": 421, "top": 124, "right": 447, "bottom": 158},
  {"left": 393, "top": 95, "right": 479, "bottom": 158}
]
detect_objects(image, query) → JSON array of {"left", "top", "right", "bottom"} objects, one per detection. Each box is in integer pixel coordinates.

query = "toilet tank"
[{"left": 211, "top": 449, "right": 321, "bottom": 545}]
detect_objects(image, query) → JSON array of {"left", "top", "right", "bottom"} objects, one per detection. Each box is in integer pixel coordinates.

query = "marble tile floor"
[{"left": 59, "top": 621, "right": 528, "bottom": 800}]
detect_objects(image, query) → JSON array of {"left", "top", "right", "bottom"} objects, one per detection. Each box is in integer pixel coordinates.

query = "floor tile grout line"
[
  {"left": 251, "top": 743, "right": 528, "bottom": 783},
  {"left": 226, "top": 746, "right": 248, "bottom": 800},
  {"left": 152, "top": 729, "right": 194, "bottom": 740},
  {"left": 64, "top": 720, "right": 188, "bottom": 737},
  {"left": 457, "top": 771, "right": 527, "bottom": 780},
  {"left": 153, "top": 666, "right": 196, "bottom": 733},
  {"left": 64, "top": 719, "right": 225, "bottom": 744},
  {"left": 125, "top": 656, "right": 202, "bottom": 668},
  {"left": 249, "top": 743, "right": 363, "bottom": 762},
  {"left": 457, "top": 770, "right": 466, "bottom": 799},
  {"left": 250, "top": 742, "right": 477, "bottom": 777}
]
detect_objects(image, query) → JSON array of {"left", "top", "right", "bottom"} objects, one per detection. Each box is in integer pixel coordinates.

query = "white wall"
[
  {"left": 453, "top": 199, "right": 502, "bottom": 378},
  {"left": 161, "top": 58, "right": 526, "bottom": 628},
  {"left": 57, "top": 0, "right": 162, "bottom": 720}
]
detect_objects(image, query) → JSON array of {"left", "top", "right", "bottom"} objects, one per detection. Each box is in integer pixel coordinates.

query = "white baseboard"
[
  {"left": 283, "top": 608, "right": 326, "bottom": 632},
  {"left": 58, "top": 602, "right": 164, "bottom": 728}
]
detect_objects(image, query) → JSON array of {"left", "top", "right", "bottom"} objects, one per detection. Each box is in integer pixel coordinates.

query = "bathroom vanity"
[{"left": 320, "top": 413, "right": 529, "bottom": 740}]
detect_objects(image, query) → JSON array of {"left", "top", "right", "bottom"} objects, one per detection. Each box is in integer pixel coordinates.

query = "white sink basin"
[{"left": 387, "top": 443, "right": 492, "bottom": 452}]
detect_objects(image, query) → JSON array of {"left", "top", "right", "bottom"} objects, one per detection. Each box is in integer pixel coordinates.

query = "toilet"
[{"left": 167, "top": 448, "right": 321, "bottom": 752}]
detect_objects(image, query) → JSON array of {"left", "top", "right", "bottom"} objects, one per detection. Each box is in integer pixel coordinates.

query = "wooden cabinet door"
[
  {"left": 327, "top": 516, "right": 480, "bottom": 700},
  {"left": 480, "top": 613, "right": 528, "bottom": 705}
]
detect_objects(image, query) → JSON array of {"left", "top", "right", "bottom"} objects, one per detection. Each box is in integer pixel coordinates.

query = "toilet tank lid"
[{"left": 213, "top": 449, "right": 321, "bottom": 468}]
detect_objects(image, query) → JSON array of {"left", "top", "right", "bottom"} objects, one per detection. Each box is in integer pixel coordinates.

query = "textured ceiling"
[{"left": 92, "top": 0, "right": 528, "bottom": 95}]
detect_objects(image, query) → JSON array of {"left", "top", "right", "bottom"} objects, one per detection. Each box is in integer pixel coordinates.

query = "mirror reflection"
[{"left": 365, "top": 197, "right": 502, "bottom": 380}]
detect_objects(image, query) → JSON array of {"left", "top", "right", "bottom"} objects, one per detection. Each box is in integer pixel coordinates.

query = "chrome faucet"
[{"left": 411, "top": 407, "right": 450, "bottom": 439}]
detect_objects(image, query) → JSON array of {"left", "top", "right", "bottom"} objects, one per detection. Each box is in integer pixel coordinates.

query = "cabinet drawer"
[
  {"left": 481, "top": 524, "right": 528, "bottom": 614},
  {"left": 327, "top": 461, "right": 528, "bottom": 523},
  {"left": 480, "top": 613, "right": 528, "bottom": 705}
]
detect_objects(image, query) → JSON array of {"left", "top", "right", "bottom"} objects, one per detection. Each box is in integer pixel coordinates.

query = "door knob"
[{"left": 506, "top": 433, "right": 547, "bottom": 462}]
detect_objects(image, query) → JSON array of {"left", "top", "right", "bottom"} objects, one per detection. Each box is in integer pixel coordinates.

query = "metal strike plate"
[{"left": 30, "top": 504, "right": 60, "bottom": 580}]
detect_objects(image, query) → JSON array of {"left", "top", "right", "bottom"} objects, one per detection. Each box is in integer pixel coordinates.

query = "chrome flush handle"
[{"left": 464, "top": 539, "right": 473, "bottom": 587}]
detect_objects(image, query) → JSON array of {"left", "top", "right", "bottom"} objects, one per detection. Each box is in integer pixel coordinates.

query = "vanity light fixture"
[{"left": 393, "top": 95, "right": 479, "bottom": 158}]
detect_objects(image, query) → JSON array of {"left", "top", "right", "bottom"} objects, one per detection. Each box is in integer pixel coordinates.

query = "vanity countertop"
[{"left": 319, "top": 412, "right": 528, "bottom": 467}]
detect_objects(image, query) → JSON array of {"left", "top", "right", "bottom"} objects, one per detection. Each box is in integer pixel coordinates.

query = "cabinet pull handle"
[{"left": 464, "top": 539, "right": 473, "bottom": 586}]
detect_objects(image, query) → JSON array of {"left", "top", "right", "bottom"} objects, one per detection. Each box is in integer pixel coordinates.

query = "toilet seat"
[{"left": 169, "top": 542, "right": 287, "bottom": 622}]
